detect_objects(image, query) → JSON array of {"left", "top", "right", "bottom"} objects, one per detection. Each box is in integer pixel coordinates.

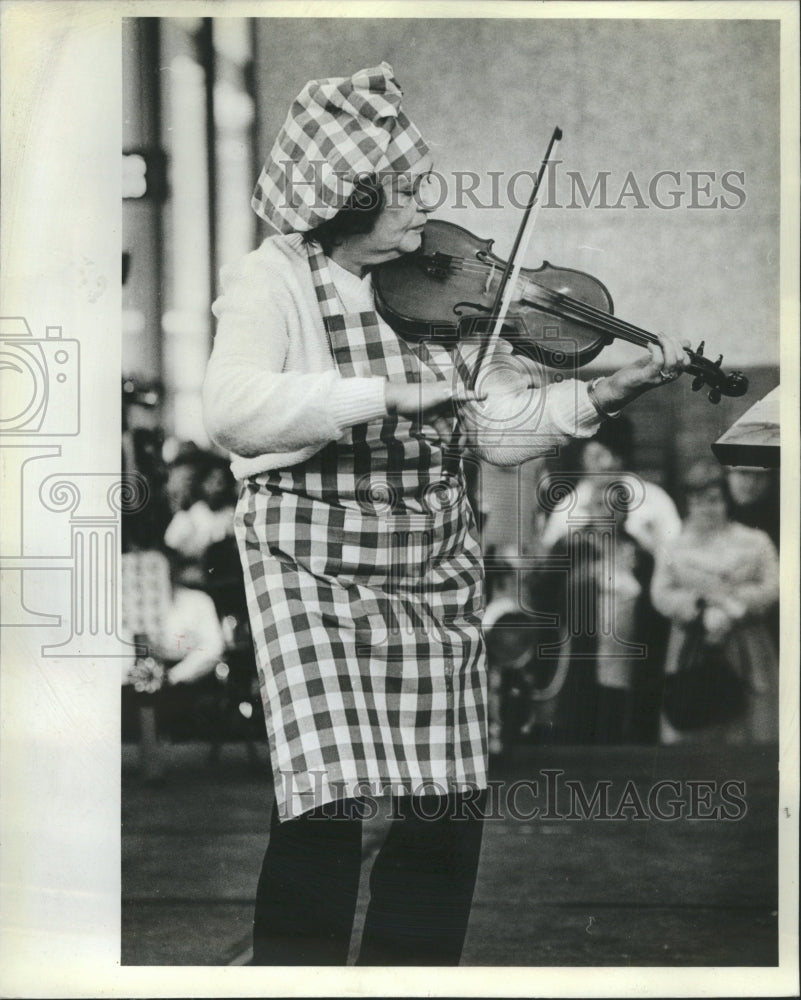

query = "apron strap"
[
  {"left": 305, "top": 237, "right": 465, "bottom": 425},
  {"left": 306, "top": 240, "right": 346, "bottom": 322}
]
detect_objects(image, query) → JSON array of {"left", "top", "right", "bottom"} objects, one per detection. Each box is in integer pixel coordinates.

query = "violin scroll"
[{"left": 687, "top": 340, "right": 749, "bottom": 404}]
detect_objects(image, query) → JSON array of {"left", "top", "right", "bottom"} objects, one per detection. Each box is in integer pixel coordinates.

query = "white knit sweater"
[{"left": 203, "top": 234, "right": 602, "bottom": 479}]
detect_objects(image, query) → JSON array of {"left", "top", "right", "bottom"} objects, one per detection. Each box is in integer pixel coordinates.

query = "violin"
[{"left": 373, "top": 219, "right": 748, "bottom": 403}]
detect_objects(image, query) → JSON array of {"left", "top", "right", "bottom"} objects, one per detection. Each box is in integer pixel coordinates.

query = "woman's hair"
[
  {"left": 302, "top": 174, "right": 385, "bottom": 255},
  {"left": 682, "top": 459, "right": 734, "bottom": 517}
]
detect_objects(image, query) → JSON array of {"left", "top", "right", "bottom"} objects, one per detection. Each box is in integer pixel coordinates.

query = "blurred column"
[
  {"left": 122, "top": 18, "right": 164, "bottom": 382},
  {"left": 124, "top": 18, "right": 257, "bottom": 448},
  {"left": 212, "top": 19, "right": 256, "bottom": 275},
  {"left": 160, "top": 18, "right": 213, "bottom": 445}
]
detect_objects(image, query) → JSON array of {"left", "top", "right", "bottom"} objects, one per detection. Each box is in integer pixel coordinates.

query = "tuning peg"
[
  {"left": 691, "top": 375, "right": 705, "bottom": 392},
  {"left": 708, "top": 387, "right": 721, "bottom": 404},
  {"left": 695, "top": 340, "right": 705, "bottom": 357},
  {"left": 714, "top": 354, "right": 723, "bottom": 368}
]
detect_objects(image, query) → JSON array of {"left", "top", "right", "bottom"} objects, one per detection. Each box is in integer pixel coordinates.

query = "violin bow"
[
  {"left": 443, "top": 128, "right": 563, "bottom": 476},
  {"left": 469, "top": 126, "right": 563, "bottom": 387}
]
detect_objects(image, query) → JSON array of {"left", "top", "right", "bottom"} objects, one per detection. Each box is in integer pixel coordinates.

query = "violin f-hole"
[{"left": 453, "top": 300, "right": 492, "bottom": 317}]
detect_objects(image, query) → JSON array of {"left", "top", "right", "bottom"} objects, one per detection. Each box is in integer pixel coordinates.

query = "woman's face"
[
  {"left": 726, "top": 467, "right": 771, "bottom": 506},
  {"left": 355, "top": 155, "right": 437, "bottom": 262},
  {"left": 686, "top": 484, "right": 729, "bottom": 529}
]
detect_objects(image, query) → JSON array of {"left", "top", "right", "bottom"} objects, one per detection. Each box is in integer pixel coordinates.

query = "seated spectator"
[
  {"left": 539, "top": 416, "right": 681, "bottom": 558},
  {"left": 122, "top": 549, "right": 225, "bottom": 779},
  {"left": 164, "top": 452, "right": 236, "bottom": 586},
  {"left": 651, "top": 460, "right": 779, "bottom": 745}
]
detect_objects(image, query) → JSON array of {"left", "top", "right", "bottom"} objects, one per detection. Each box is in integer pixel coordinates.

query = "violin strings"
[
  {"left": 431, "top": 254, "right": 661, "bottom": 347},
  {"left": 425, "top": 253, "right": 665, "bottom": 351}
]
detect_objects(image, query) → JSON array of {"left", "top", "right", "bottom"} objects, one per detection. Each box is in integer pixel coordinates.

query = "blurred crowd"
[
  {"left": 121, "top": 377, "right": 780, "bottom": 778},
  {"left": 483, "top": 418, "right": 780, "bottom": 759}
]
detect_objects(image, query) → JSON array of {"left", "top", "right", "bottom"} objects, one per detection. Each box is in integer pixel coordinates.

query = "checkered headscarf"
[{"left": 252, "top": 62, "right": 429, "bottom": 234}]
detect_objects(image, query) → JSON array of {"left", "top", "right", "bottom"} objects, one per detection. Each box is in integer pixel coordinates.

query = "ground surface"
[{"left": 122, "top": 741, "right": 778, "bottom": 967}]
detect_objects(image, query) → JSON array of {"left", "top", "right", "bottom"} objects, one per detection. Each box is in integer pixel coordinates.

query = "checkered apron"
[{"left": 236, "top": 243, "right": 487, "bottom": 819}]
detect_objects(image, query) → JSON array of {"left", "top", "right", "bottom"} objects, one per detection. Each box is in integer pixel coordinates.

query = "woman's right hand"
[{"left": 384, "top": 380, "right": 486, "bottom": 419}]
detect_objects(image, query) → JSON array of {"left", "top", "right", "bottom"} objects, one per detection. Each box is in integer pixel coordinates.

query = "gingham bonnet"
[{"left": 251, "top": 62, "right": 429, "bottom": 234}]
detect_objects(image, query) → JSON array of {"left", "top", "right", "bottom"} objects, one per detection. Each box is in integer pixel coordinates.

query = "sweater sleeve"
[
  {"left": 455, "top": 341, "right": 602, "bottom": 466},
  {"left": 202, "top": 251, "right": 387, "bottom": 458},
  {"left": 650, "top": 546, "right": 701, "bottom": 624},
  {"left": 729, "top": 529, "right": 780, "bottom": 617}
]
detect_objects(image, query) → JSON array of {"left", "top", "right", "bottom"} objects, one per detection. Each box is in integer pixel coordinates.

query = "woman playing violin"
[{"left": 202, "top": 62, "right": 690, "bottom": 967}]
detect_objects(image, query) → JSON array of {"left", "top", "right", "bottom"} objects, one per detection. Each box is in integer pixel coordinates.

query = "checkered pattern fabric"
[
  {"left": 121, "top": 550, "right": 171, "bottom": 649},
  {"left": 236, "top": 242, "right": 487, "bottom": 820},
  {"left": 252, "top": 62, "right": 429, "bottom": 234}
]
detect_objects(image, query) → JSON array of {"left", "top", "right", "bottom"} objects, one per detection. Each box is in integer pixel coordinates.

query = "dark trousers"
[{"left": 252, "top": 790, "right": 486, "bottom": 966}]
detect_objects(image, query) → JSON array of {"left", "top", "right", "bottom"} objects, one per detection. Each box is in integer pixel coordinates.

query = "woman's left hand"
[
  {"left": 626, "top": 331, "right": 692, "bottom": 390},
  {"left": 591, "top": 332, "right": 692, "bottom": 413}
]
